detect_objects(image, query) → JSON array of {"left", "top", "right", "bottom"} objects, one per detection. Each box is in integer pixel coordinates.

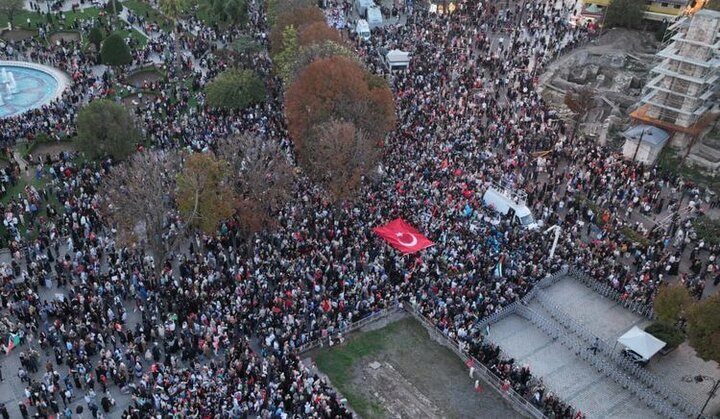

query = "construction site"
[{"left": 539, "top": 8, "right": 720, "bottom": 175}]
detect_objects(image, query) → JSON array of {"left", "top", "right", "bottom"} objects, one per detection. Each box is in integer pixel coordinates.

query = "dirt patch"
[
  {"left": 313, "top": 317, "right": 523, "bottom": 419},
  {"left": 127, "top": 68, "right": 163, "bottom": 88},
  {"left": 48, "top": 31, "right": 81, "bottom": 44},
  {"left": 29, "top": 142, "right": 76, "bottom": 165},
  {"left": 1, "top": 29, "right": 36, "bottom": 41}
]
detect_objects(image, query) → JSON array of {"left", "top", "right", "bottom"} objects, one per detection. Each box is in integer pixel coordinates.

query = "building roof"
[{"left": 622, "top": 125, "right": 670, "bottom": 146}]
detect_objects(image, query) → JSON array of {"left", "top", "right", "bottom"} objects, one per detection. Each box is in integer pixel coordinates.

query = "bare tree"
[
  {"left": 216, "top": 134, "right": 295, "bottom": 249},
  {"left": 299, "top": 119, "right": 380, "bottom": 201},
  {"left": 100, "top": 150, "right": 183, "bottom": 270}
]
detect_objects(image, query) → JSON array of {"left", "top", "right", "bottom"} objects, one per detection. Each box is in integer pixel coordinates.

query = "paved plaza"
[{"left": 488, "top": 276, "right": 720, "bottom": 418}]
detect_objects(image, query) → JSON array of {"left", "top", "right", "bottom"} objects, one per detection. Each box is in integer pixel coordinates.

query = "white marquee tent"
[{"left": 617, "top": 326, "right": 666, "bottom": 361}]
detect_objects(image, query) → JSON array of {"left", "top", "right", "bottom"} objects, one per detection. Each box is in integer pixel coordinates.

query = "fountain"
[
  {"left": 0, "top": 61, "right": 69, "bottom": 118},
  {"left": 0, "top": 68, "right": 19, "bottom": 104}
]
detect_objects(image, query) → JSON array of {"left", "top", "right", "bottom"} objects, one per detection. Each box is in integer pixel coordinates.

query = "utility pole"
[{"left": 631, "top": 127, "right": 647, "bottom": 162}]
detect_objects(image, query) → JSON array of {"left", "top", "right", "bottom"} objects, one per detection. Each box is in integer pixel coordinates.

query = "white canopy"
[
  {"left": 617, "top": 326, "right": 666, "bottom": 361},
  {"left": 386, "top": 49, "right": 410, "bottom": 68}
]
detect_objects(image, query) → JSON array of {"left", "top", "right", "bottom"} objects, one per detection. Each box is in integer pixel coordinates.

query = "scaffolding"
[{"left": 631, "top": 9, "right": 720, "bottom": 136}]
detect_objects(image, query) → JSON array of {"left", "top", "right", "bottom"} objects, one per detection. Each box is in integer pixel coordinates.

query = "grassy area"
[
  {"left": 123, "top": 0, "right": 173, "bottom": 31},
  {"left": 0, "top": 7, "right": 101, "bottom": 31},
  {"left": 314, "top": 322, "right": 398, "bottom": 418}
]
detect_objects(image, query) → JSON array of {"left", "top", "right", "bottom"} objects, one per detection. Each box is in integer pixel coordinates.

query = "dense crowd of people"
[{"left": 0, "top": 0, "right": 718, "bottom": 418}]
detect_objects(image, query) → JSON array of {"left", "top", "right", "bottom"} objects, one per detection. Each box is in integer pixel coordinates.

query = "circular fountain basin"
[{"left": 0, "top": 61, "right": 70, "bottom": 119}]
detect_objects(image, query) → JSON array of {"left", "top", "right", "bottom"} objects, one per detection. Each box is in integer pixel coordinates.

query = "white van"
[
  {"left": 355, "top": 19, "right": 371, "bottom": 41},
  {"left": 355, "top": 0, "right": 373, "bottom": 17},
  {"left": 483, "top": 187, "right": 539, "bottom": 230},
  {"left": 366, "top": 5, "right": 383, "bottom": 29}
]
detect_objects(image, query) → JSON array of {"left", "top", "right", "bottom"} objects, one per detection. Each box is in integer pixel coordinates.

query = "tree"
[
  {"left": 266, "top": 0, "right": 313, "bottom": 28},
  {"left": 75, "top": 99, "right": 139, "bottom": 161},
  {"left": 288, "top": 40, "right": 358, "bottom": 85},
  {"left": 270, "top": 5, "right": 325, "bottom": 57},
  {"left": 103, "top": 0, "right": 123, "bottom": 14},
  {"left": 216, "top": 134, "right": 294, "bottom": 249},
  {"left": 299, "top": 119, "right": 380, "bottom": 201},
  {"left": 0, "top": 0, "right": 24, "bottom": 26},
  {"left": 686, "top": 294, "right": 720, "bottom": 363},
  {"left": 564, "top": 86, "right": 595, "bottom": 143},
  {"left": 707, "top": 0, "right": 720, "bottom": 11},
  {"left": 100, "top": 150, "right": 183, "bottom": 270},
  {"left": 298, "top": 21, "right": 342, "bottom": 47},
  {"left": 209, "top": 0, "right": 247, "bottom": 25},
  {"left": 100, "top": 33, "right": 132, "bottom": 66},
  {"left": 274, "top": 25, "right": 299, "bottom": 85},
  {"left": 205, "top": 69, "right": 266, "bottom": 110},
  {"left": 285, "top": 56, "right": 396, "bottom": 148},
  {"left": 176, "top": 153, "right": 235, "bottom": 235},
  {"left": 603, "top": 0, "right": 646, "bottom": 29},
  {"left": 88, "top": 26, "right": 104, "bottom": 51},
  {"left": 159, "top": 0, "right": 188, "bottom": 74},
  {"left": 653, "top": 284, "right": 692, "bottom": 324}
]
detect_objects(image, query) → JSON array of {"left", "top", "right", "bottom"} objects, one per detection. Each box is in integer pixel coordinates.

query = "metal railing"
[
  {"left": 515, "top": 304, "right": 694, "bottom": 419},
  {"left": 296, "top": 303, "right": 402, "bottom": 354},
  {"left": 407, "top": 306, "right": 549, "bottom": 419},
  {"left": 534, "top": 291, "right": 699, "bottom": 418},
  {"left": 567, "top": 267, "right": 656, "bottom": 319}
]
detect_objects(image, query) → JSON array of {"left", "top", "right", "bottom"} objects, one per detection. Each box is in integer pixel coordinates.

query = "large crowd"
[{"left": 0, "top": 0, "right": 718, "bottom": 418}]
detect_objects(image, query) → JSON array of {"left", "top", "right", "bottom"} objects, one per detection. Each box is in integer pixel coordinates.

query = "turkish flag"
[{"left": 373, "top": 218, "right": 434, "bottom": 254}]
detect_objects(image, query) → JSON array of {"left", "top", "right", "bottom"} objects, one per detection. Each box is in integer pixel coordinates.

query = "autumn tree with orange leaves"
[{"left": 285, "top": 56, "right": 395, "bottom": 149}]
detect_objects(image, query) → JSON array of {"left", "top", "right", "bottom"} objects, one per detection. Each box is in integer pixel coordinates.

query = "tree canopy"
[
  {"left": 687, "top": 294, "right": 720, "bottom": 363},
  {"left": 100, "top": 150, "right": 183, "bottom": 270},
  {"left": 653, "top": 284, "right": 692, "bottom": 324},
  {"left": 604, "top": 0, "right": 646, "bottom": 29},
  {"left": 299, "top": 119, "right": 381, "bottom": 201},
  {"left": 100, "top": 33, "right": 133, "bottom": 66},
  {"left": 0, "top": 0, "right": 24, "bottom": 25},
  {"left": 176, "top": 153, "right": 236, "bottom": 235},
  {"left": 208, "top": 0, "right": 247, "bottom": 25},
  {"left": 75, "top": 99, "right": 139, "bottom": 161},
  {"left": 285, "top": 56, "right": 395, "bottom": 148},
  {"left": 205, "top": 69, "right": 266, "bottom": 110}
]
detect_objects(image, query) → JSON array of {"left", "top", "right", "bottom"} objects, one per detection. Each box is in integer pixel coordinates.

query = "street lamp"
[
  {"left": 544, "top": 225, "right": 561, "bottom": 259},
  {"left": 682, "top": 375, "right": 720, "bottom": 419}
]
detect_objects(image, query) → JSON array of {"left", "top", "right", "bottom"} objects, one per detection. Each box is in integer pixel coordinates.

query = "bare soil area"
[
  {"left": 127, "top": 68, "right": 163, "bottom": 87},
  {"left": 48, "top": 31, "right": 80, "bottom": 44},
  {"left": 1, "top": 29, "right": 35, "bottom": 41}
]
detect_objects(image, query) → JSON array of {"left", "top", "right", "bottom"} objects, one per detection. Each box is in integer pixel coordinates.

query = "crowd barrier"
[
  {"left": 567, "top": 267, "right": 656, "bottom": 319},
  {"left": 515, "top": 304, "right": 693, "bottom": 419}
]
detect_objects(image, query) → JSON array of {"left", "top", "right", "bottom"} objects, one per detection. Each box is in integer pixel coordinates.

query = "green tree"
[
  {"left": 275, "top": 25, "right": 299, "bottom": 85},
  {"left": 88, "top": 26, "right": 104, "bottom": 51},
  {"left": 604, "top": 0, "right": 646, "bottom": 29},
  {"left": 176, "top": 153, "right": 235, "bottom": 235},
  {"left": 687, "top": 294, "right": 720, "bottom": 363},
  {"left": 100, "top": 33, "right": 132, "bottom": 66},
  {"left": 209, "top": 0, "right": 246, "bottom": 25},
  {"left": 75, "top": 99, "right": 139, "bottom": 160},
  {"left": 0, "top": 0, "right": 24, "bottom": 26},
  {"left": 653, "top": 284, "right": 692, "bottom": 324},
  {"left": 205, "top": 69, "right": 265, "bottom": 110},
  {"left": 103, "top": 0, "right": 123, "bottom": 14}
]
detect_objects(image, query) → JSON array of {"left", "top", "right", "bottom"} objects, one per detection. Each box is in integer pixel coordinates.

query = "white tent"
[
  {"left": 617, "top": 326, "right": 666, "bottom": 360},
  {"left": 386, "top": 49, "right": 410, "bottom": 70}
]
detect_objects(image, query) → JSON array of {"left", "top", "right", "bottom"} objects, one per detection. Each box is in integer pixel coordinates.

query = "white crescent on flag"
[
  {"left": 373, "top": 218, "right": 434, "bottom": 254},
  {"left": 396, "top": 232, "right": 418, "bottom": 247}
]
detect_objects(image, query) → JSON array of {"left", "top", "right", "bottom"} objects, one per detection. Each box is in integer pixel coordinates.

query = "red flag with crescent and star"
[{"left": 373, "top": 218, "right": 434, "bottom": 254}]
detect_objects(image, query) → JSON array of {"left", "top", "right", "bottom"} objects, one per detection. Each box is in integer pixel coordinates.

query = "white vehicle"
[
  {"left": 366, "top": 5, "right": 383, "bottom": 29},
  {"left": 354, "top": 0, "right": 374, "bottom": 17},
  {"left": 355, "top": 19, "right": 371, "bottom": 41},
  {"left": 483, "top": 186, "right": 539, "bottom": 230}
]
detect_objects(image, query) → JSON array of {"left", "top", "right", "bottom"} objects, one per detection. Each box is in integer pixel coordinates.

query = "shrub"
[{"left": 645, "top": 322, "right": 684, "bottom": 349}]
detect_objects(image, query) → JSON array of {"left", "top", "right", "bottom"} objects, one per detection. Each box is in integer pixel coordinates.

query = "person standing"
[{"left": 0, "top": 402, "right": 8, "bottom": 419}]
